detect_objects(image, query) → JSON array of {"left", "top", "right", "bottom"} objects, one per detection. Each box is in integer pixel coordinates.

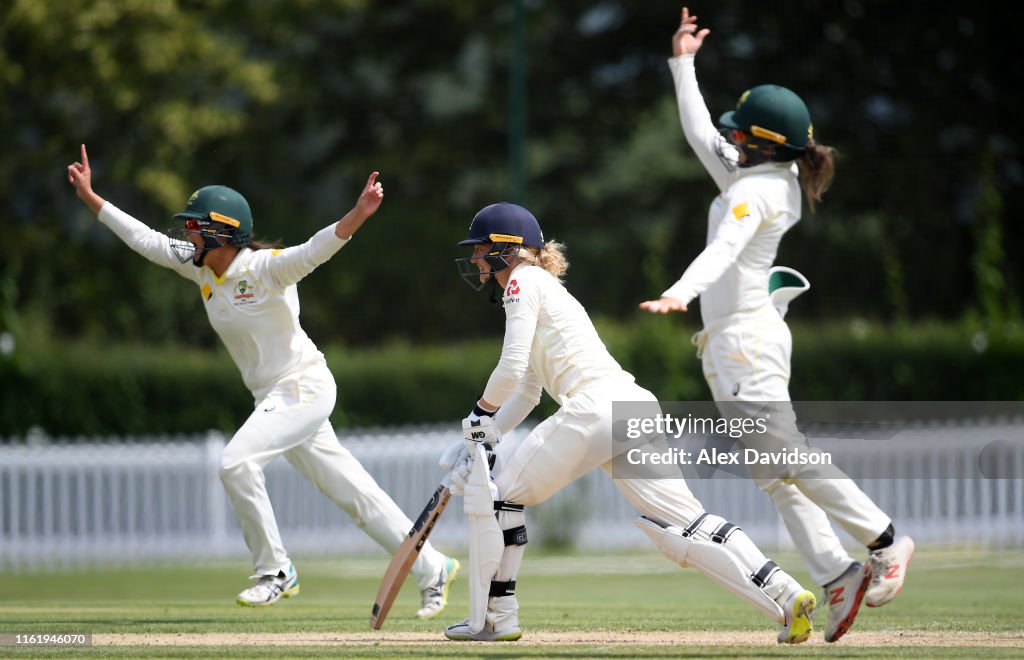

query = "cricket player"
[
  {"left": 639, "top": 7, "right": 914, "bottom": 642},
  {"left": 441, "top": 202, "right": 818, "bottom": 644},
  {"left": 66, "top": 144, "right": 458, "bottom": 616}
]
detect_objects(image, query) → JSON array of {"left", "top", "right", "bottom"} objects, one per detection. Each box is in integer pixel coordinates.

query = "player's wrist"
[{"left": 468, "top": 398, "right": 498, "bottom": 421}]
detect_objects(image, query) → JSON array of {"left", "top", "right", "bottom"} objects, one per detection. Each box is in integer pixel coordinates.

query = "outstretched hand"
[
  {"left": 639, "top": 297, "right": 688, "bottom": 314},
  {"left": 672, "top": 6, "right": 710, "bottom": 57},
  {"left": 334, "top": 171, "right": 384, "bottom": 239},
  {"left": 67, "top": 144, "right": 105, "bottom": 214},
  {"left": 355, "top": 171, "right": 384, "bottom": 219}
]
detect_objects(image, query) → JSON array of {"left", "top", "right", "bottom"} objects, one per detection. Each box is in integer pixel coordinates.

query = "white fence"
[{"left": 2, "top": 421, "right": 1023, "bottom": 572}]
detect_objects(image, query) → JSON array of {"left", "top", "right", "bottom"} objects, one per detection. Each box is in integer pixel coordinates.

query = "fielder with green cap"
[
  {"left": 67, "top": 144, "right": 459, "bottom": 617},
  {"left": 639, "top": 6, "right": 914, "bottom": 643}
]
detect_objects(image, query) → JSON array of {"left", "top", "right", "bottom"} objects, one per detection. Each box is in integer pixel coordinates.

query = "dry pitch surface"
[{"left": 96, "top": 630, "right": 1023, "bottom": 648}]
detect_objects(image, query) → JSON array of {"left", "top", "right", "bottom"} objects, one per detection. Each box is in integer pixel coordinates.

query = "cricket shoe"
[
  {"left": 823, "top": 561, "right": 871, "bottom": 642},
  {"left": 417, "top": 556, "right": 461, "bottom": 619},
  {"left": 865, "top": 536, "right": 915, "bottom": 607},
  {"left": 236, "top": 563, "right": 300, "bottom": 607},
  {"left": 777, "top": 589, "right": 816, "bottom": 644},
  {"left": 444, "top": 595, "right": 522, "bottom": 641}
]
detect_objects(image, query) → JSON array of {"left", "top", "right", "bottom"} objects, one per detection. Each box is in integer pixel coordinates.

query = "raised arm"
[
  {"left": 257, "top": 171, "right": 386, "bottom": 289},
  {"left": 67, "top": 144, "right": 197, "bottom": 277},
  {"left": 668, "top": 7, "right": 739, "bottom": 191}
]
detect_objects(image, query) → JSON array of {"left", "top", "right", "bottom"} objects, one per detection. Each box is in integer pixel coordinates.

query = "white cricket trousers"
[
  {"left": 493, "top": 379, "right": 704, "bottom": 528},
  {"left": 488, "top": 378, "right": 804, "bottom": 621},
  {"left": 699, "top": 306, "right": 891, "bottom": 585},
  {"left": 218, "top": 362, "right": 444, "bottom": 588}
]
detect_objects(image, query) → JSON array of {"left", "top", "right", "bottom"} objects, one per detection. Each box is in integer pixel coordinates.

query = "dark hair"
[
  {"left": 247, "top": 238, "right": 283, "bottom": 251},
  {"left": 798, "top": 141, "right": 837, "bottom": 213}
]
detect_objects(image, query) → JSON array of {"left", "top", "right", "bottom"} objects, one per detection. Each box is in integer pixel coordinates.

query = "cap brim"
[
  {"left": 172, "top": 211, "right": 206, "bottom": 221},
  {"left": 457, "top": 238, "right": 490, "bottom": 246},
  {"left": 718, "top": 110, "right": 740, "bottom": 130}
]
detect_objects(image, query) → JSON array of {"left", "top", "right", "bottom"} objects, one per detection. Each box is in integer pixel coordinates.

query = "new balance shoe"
[
  {"left": 777, "top": 589, "right": 816, "bottom": 644},
  {"left": 823, "top": 561, "right": 871, "bottom": 642},
  {"left": 417, "top": 556, "right": 460, "bottom": 619},
  {"left": 866, "top": 536, "right": 915, "bottom": 607},
  {"left": 236, "top": 563, "right": 300, "bottom": 607}
]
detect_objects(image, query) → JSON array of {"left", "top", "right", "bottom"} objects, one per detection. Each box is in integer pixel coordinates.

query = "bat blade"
[{"left": 370, "top": 481, "right": 452, "bottom": 630}]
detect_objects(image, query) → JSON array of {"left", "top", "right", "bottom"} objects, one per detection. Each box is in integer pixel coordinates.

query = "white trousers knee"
[
  {"left": 493, "top": 381, "right": 703, "bottom": 521},
  {"left": 219, "top": 363, "right": 443, "bottom": 586}
]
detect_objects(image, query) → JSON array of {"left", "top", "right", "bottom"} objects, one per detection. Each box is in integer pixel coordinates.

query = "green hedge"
[
  {"left": 2, "top": 319, "right": 1021, "bottom": 438},
  {"left": 598, "top": 316, "right": 1024, "bottom": 402}
]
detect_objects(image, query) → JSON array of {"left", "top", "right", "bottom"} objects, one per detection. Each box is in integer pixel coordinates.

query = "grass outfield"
[{"left": 2, "top": 547, "right": 1023, "bottom": 658}]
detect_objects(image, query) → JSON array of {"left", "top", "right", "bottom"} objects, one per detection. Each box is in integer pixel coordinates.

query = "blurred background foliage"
[{"left": 1, "top": 0, "right": 1021, "bottom": 435}]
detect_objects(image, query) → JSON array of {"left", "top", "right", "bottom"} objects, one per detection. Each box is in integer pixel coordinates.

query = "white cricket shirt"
[
  {"left": 98, "top": 202, "right": 348, "bottom": 400},
  {"left": 485, "top": 264, "right": 634, "bottom": 433}
]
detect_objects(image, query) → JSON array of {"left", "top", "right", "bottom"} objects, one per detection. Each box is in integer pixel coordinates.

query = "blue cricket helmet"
[
  {"left": 458, "top": 202, "right": 545, "bottom": 249},
  {"left": 455, "top": 202, "right": 546, "bottom": 292}
]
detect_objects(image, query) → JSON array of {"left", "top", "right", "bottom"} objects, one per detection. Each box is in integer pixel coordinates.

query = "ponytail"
[
  {"left": 798, "top": 141, "right": 838, "bottom": 213},
  {"left": 518, "top": 241, "right": 569, "bottom": 281}
]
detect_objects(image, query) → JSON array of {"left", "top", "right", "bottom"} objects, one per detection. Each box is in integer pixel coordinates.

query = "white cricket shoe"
[
  {"left": 866, "top": 536, "right": 915, "bottom": 607},
  {"left": 444, "top": 595, "right": 522, "bottom": 641},
  {"left": 777, "top": 589, "right": 816, "bottom": 644},
  {"left": 823, "top": 561, "right": 871, "bottom": 642},
  {"left": 417, "top": 556, "right": 460, "bottom": 619},
  {"left": 236, "top": 563, "right": 300, "bottom": 607}
]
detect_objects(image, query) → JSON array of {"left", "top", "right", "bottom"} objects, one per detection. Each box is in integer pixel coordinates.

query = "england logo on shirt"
[{"left": 504, "top": 279, "right": 521, "bottom": 304}]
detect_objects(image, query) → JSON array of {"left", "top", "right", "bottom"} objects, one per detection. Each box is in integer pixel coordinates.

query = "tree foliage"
[{"left": 1, "top": 0, "right": 1020, "bottom": 350}]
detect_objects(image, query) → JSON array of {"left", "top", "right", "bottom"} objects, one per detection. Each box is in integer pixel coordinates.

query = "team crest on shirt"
[
  {"left": 233, "top": 279, "right": 257, "bottom": 305},
  {"left": 503, "top": 279, "right": 521, "bottom": 304}
]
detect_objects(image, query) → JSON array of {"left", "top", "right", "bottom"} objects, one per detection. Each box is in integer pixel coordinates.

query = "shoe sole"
[
  {"left": 825, "top": 564, "right": 871, "bottom": 642},
  {"left": 236, "top": 583, "right": 300, "bottom": 608},
  {"left": 444, "top": 628, "right": 522, "bottom": 642},
  {"left": 418, "top": 559, "right": 462, "bottom": 620},
  {"left": 779, "top": 590, "right": 816, "bottom": 645},
  {"left": 866, "top": 544, "right": 915, "bottom": 608}
]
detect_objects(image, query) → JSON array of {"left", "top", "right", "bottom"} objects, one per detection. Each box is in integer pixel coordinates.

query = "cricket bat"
[{"left": 370, "top": 475, "right": 452, "bottom": 629}]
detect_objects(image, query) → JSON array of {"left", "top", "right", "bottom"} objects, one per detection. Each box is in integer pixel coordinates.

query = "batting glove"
[
  {"left": 447, "top": 455, "right": 473, "bottom": 497},
  {"left": 438, "top": 440, "right": 469, "bottom": 472},
  {"left": 462, "top": 414, "right": 501, "bottom": 446}
]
